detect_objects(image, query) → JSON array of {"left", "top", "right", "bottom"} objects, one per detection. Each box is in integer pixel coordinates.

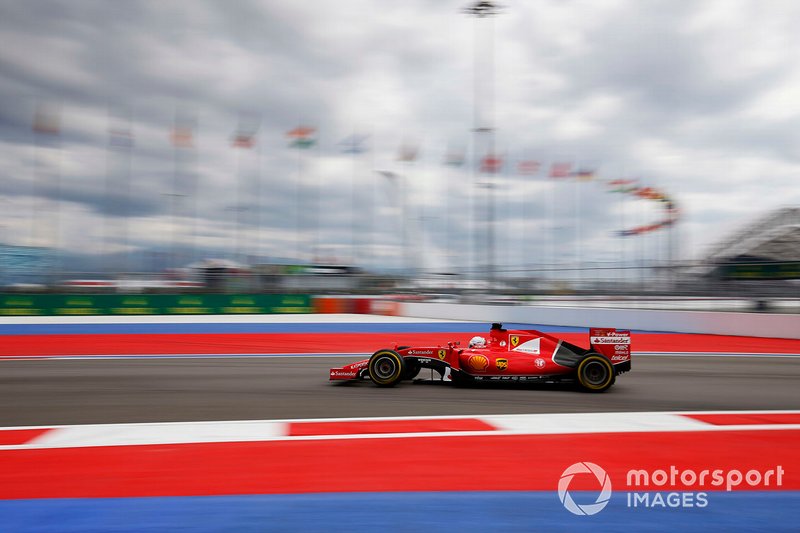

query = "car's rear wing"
[{"left": 589, "top": 328, "right": 631, "bottom": 366}]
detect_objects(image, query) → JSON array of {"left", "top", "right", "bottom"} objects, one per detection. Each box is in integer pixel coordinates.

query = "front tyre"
[
  {"left": 368, "top": 349, "right": 406, "bottom": 387},
  {"left": 576, "top": 354, "right": 615, "bottom": 392}
]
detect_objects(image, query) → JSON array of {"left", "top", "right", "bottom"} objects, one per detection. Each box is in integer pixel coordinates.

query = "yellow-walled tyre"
[
  {"left": 576, "top": 354, "right": 615, "bottom": 392},
  {"left": 368, "top": 349, "right": 406, "bottom": 387}
]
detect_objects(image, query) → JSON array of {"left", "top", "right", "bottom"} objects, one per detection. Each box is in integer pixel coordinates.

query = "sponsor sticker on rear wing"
[{"left": 589, "top": 328, "right": 631, "bottom": 363}]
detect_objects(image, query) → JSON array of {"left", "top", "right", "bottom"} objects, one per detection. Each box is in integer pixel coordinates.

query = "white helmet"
[{"left": 469, "top": 336, "right": 486, "bottom": 348}]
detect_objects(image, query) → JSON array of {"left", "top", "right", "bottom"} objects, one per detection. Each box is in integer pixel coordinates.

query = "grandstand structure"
[{"left": 704, "top": 207, "right": 800, "bottom": 280}]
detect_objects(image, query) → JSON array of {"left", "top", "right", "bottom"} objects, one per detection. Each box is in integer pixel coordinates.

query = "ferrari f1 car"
[{"left": 330, "top": 323, "right": 631, "bottom": 392}]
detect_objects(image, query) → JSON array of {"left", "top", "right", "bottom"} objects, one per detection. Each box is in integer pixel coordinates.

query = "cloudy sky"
[{"left": 1, "top": 0, "right": 799, "bottom": 275}]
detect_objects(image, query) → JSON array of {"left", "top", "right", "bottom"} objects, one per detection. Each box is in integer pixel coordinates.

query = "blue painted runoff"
[{"left": 0, "top": 491, "right": 797, "bottom": 533}]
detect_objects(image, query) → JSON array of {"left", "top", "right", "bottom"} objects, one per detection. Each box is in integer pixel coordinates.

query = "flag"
[
  {"left": 480, "top": 154, "right": 503, "bottom": 174},
  {"left": 397, "top": 143, "right": 419, "bottom": 162},
  {"left": 109, "top": 128, "right": 134, "bottom": 149},
  {"left": 377, "top": 170, "right": 397, "bottom": 182},
  {"left": 633, "top": 187, "right": 664, "bottom": 200},
  {"left": 32, "top": 103, "right": 60, "bottom": 135},
  {"left": 517, "top": 160, "right": 540, "bottom": 175},
  {"left": 338, "top": 134, "right": 369, "bottom": 154},
  {"left": 170, "top": 125, "right": 193, "bottom": 148},
  {"left": 233, "top": 113, "right": 261, "bottom": 148},
  {"left": 231, "top": 133, "right": 255, "bottom": 148},
  {"left": 572, "top": 168, "right": 595, "bottom": 181},
  {"left": 444, "top": 149, "right": 465, "bottom": 167},
  {"left": 287, "top": 126, "right": 316, "bottom": 148},
  {"left": 549, "top": 162, "right": 572, "bottom": 178},
  {"left": 607, "top": 179, "right": 638, "bottom": 193}
]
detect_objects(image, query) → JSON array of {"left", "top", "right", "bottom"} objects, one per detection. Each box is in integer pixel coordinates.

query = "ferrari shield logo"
[
  {"left": 496, "top": 358, "right": 508, "bottom": 371},
  {"left": 438, "top": 349, "right": 447, "bottom": 360},
  {"left": 510, "top": 335, "right": 520, "bottom": 347}
]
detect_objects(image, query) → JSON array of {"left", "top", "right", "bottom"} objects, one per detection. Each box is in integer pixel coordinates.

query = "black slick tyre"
[
  {"left": 368, "top": 349, "right": 406, "bottom": 387},
  {"left": 576, "top": 354, "right": 615, "bottom": 392}
]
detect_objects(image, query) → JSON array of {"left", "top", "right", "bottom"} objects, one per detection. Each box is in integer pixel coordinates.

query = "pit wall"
[{"left": 395, "top": 302, "right": 800, "bottom": 340}]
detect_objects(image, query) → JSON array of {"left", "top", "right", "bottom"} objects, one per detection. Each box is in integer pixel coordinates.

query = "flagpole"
[
  {"left": 444, "top": 147, "right": 452, "bottom": 272},
  {"left": 123, "top": 120, "right": 133, "bottom": 274},
  {"left": 465, "top": 1, "right": 501, "bottom": 285},
  {"left": 171, "top": 128, "right": 179, "bottom": 270},
  {"left": 574, "top": 162, "right": 580, "bottom": 289},
  {"left": 549, "top": 165, "right": 555, "bottom": 288},
  {"left": 403, "top": 160, "right": 410, "bottom": 275},
  {"left": 255, "top": 136, "right": 262, "bottom": 264},
  {"left": 351, "top": 126, "right": 357, "bottom": 267},
  {"left": 103, "top": 113, "right": 113, "bottom": 272},
  {"left": 312, "top": 134, "right": 321, "bottom": 264},
  {"left": 235, "top": 144, "right": 242, "bottom": 264},
  {"left": 295, "top": 138, "right": 302, "bottom": 263},
  {"left": 368, "top": 127, "right": 376, "bottom": 270}
]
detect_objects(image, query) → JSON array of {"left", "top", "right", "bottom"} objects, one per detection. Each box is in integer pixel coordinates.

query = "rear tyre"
[
  {"left": 368, "top": 349, "right": 406, "bottom": 387},
  {"left": 576, "top": 354, "right": 615, "bottom": 392}
]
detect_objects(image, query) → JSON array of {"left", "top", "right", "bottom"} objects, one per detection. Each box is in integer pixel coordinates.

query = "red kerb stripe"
[
  {"left": 288, "top": 418, "right": 497, "bottom": 437},
  {"left": 685, "top": 413, "right": 800, "bottom": 426},
  {"left": 0, "top": 428, "right": 52, "bottom": 445}
]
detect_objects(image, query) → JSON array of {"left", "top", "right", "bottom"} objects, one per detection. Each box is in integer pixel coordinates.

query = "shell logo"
[{"left": 467, "top": 354, "right": 489, "bottom": 372}]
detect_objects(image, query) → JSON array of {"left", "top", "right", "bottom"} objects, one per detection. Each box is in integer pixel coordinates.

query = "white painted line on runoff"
[
  {"left": 1, "top": 410, "right": 798, "bottom": 451},
  {"left": 482, "top": 412, "right": 712, "bottom": 434},
  {"left": 31, "top": 420, "right": 288, "bottom": 449}
]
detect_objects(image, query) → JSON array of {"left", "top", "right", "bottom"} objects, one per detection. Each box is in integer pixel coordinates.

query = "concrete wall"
[{"left": 398, "top": 302, "right": 800, "bottom": 339}]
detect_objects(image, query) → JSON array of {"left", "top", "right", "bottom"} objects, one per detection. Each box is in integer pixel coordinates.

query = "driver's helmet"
[{"left": 469, "top": 336, "right": 487, "bottom": 348}]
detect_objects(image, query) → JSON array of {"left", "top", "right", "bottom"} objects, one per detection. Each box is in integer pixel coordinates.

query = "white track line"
[{"left": 1, "top": 410, "right": 798, "bottom": 451}]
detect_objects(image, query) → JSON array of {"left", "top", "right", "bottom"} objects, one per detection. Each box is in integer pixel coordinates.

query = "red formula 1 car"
[{"left": 330, "top": 323, "right": 631, "bottom": 392}]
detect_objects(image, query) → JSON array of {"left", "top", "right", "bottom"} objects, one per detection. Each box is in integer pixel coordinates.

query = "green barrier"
[
  {"left": 717, "top": 262, "right": 800, "bottom": 280},
  {"left": 0, "top": 294, "right": 314, "bottom": 316}
]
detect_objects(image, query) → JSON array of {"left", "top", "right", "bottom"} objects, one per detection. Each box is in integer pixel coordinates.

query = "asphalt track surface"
[{"left": 1, "top": 355, "right": 799, "bottom": 426}]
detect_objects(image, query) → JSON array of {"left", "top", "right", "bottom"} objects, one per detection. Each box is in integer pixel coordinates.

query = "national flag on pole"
[
  {"left": 397, "top": 143, "right": 419, "bottom": 162},
  {"left": 338, "top": 134, "right": 369, "bottom": 154},
  {"left": 32, "top": 103, "right": 60, "bottom": 135},
  {"left": 633, "top": 187, "right": 664, "bottom": 201},
  {"left": 480, "top": 154, "right": 503, "bottom": 174},
  {"left": 109, "top": 128, "right": 134, "bottom": 149},
  {"left": 607, "top": 179, "right": 638, "bottom": 193},
  {"left": 170, "top": 125, "right": 194, "bottom": 148},
  {"left": 232, "top": 133, "right": 255, "bottom": 148},
  {"left": 517, "top": 160, "right": 540, "bottom": 175},
  {"left": 287, "top": 126, "right": 316, "bottom": 148},
  {"left": 170, "top": 113, "right": 196, "bottom": 148},
  {"left": 232, "top": 113, "right": 261, "bottom": 148},
  {"left": 572, "top": 168, "right": 595, "bottom": 181},
  {"left": 548, "top": 162, "right": 572, "bottom": 178},
  {"left": 444, "top": 149, "right": 465, "bottom": 167}
]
